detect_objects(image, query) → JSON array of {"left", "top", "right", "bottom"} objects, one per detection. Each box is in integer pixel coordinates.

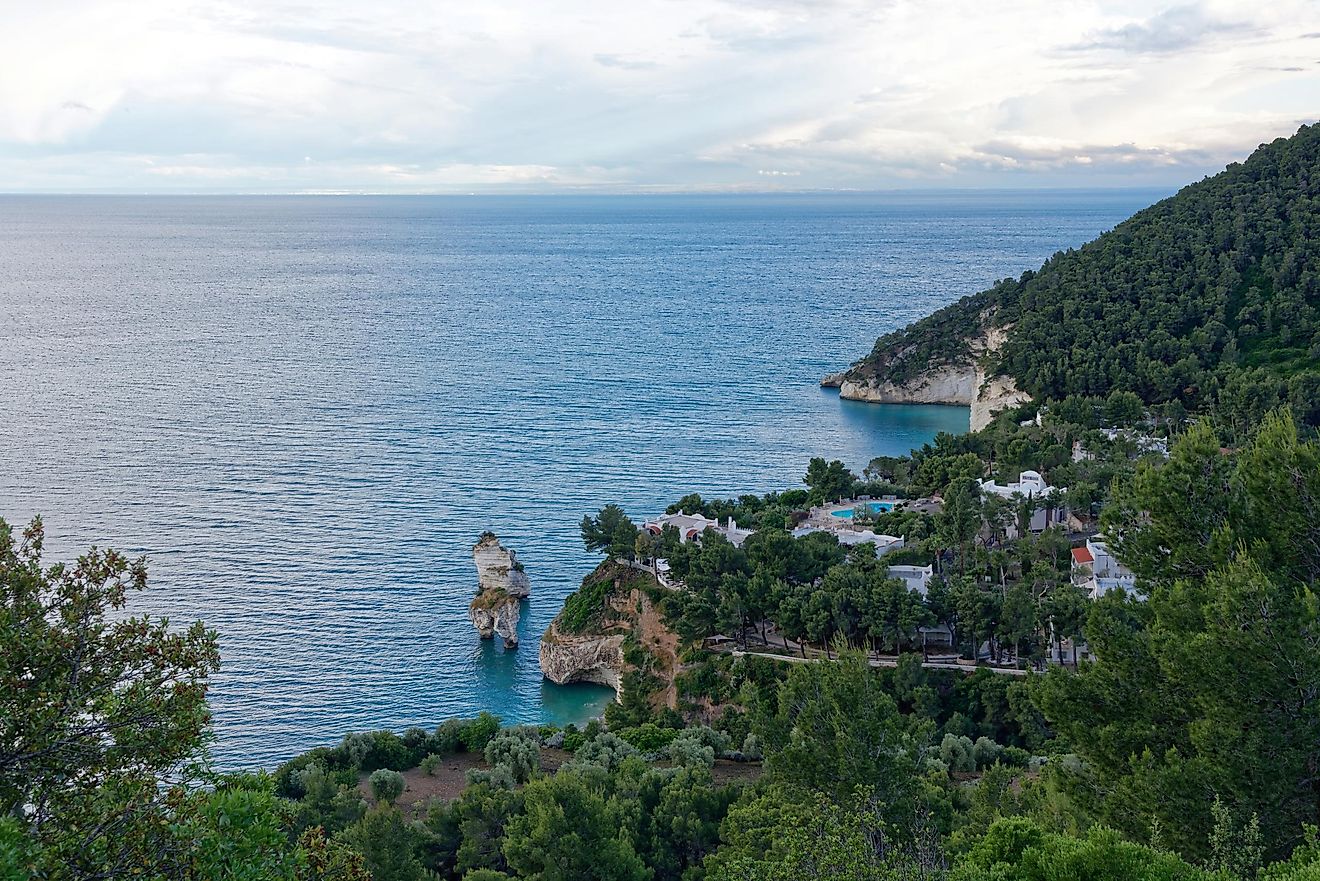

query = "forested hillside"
[{"left": 852, "top": 123, "right": 1320, "bottom": 428}]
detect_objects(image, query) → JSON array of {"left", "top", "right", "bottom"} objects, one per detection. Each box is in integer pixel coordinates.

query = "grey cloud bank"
[{"left": 1, "top": 0, "right": 1318, "bottom": 192}]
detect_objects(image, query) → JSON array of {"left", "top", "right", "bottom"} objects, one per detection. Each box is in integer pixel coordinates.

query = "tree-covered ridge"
[{"left": 854, "top": 123, "right": 1320, "bottom": 425}]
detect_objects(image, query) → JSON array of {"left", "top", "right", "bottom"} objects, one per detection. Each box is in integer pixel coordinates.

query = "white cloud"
[{"left": 0, "top": 0, "right": 1317, "bottom": 191}]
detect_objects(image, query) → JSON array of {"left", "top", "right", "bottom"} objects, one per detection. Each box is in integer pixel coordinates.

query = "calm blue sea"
[{"left": 0, "top": 191, "right": 1162, "bottom": 769}]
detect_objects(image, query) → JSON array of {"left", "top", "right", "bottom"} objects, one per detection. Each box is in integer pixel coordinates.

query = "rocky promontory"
[
  {"left": 823, "top": 324, "right": 1029, "bottom": 431},
  {"left": 469, "top": 532, "right": 530, "bottom": 649},
  {"left": 539, "top": 561, "right": 679, "bottom": 708}
]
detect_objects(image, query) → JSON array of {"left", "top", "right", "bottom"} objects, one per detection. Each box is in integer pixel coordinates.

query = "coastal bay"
[{"left": 0, "top": 191, "right": 1155, "bottom": 769}]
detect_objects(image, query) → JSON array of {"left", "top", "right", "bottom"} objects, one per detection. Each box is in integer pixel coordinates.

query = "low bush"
[
  {"left": 368, "top": 768, "right": 405, "bottom": 804},
  {"left": 616, "top": 723, "right": 681, "bottom": 754},
  {"left": 484, "top": 730, "right": 541, "bottom": 783}
]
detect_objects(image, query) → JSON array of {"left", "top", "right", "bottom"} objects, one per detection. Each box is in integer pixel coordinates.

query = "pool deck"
[{"left": 806, "top": 496, "right": 900, "bottom": 527}]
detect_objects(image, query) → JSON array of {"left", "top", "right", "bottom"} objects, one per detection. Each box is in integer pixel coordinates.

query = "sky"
[{"left": 2, "top": 0, "right": 1319, "bottom": 193}]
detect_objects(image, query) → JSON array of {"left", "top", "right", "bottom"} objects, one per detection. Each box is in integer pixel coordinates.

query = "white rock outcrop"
[
  {"left": 469, "top": 533, "right": 530, "bottom": 649},
  {"left": 473, "top": 532, "right": 531, "bottom": 598},
  {"left": 831, "top": 325, "right": 1030, "bottom": 431}
]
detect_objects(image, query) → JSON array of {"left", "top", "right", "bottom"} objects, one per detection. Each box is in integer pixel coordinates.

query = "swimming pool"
[{"left": 831, "top": 501, "right": 895, "bottom": 518}]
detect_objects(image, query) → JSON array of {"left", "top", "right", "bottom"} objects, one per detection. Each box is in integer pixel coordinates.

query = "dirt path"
[{"left": 723, "top": 647, "right": 1029, "bottom": 677}]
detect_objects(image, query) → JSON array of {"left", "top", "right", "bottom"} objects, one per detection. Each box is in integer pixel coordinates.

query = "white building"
[
  {"left": 1072, "top": 430, "right": 1169, "bottom": 462},
  {"left": 643, "top": 512, "right": 755, "bottom": 548},
  {"left": 792, "top": 525, "right": 904, "bottom": 555},
  {"left": 1071, "top": 536, "right": 1137, "bottom": 600},
  {"left": 887, "top": 564, "right": 933, "bottom": 596},
  {"left": 979, "top": 470, "right": 1066, "bottom": 534},
  {"left": 979, "top": 469, "right": 1049, "bottom": 499}
]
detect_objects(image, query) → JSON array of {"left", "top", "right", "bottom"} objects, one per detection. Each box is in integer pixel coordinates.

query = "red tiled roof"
[{"left": 1071, "top": 546, "right": 1094, "bottom": 565}]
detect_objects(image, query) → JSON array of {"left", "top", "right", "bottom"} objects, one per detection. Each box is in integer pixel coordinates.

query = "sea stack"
[{"left": 470, "top": 532, "right": 531, "bottom": 649}]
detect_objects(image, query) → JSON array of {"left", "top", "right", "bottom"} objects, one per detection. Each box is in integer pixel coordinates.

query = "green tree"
[
  {"left": 0, "top": 516, "right": 222, "bottom": 878},
  {"left": 293, "top": 764, "right": 367, "bottom": 835},
  {"left": 581, "top": 505, "right": 640, "bottom": 560},
  {"left": 339, "top": 803, "right": 428, "bottom": 881},
  {"left": 805, "top": 458, "right": 856, "bottom": 503},
  {"left": 758, "top": 648, "right": 919, "bottom": 815},
  {"left": 704, "top": 790, "right": 940, "bottom": 881},
  {"left": 639, "top": 766, "right": 736, "bottom": 881},
  {"left": 502, "top": 772, "right": 650, "bottom": 881},
  {"left": 938, "top": 478, "right": 983, "bottom": 575},
  {"left": 951, "top": 817, "right": 1215, "bottom": 881},
  {"left": 1039, "top": 411, "right": 1320, "bottom": 860}
]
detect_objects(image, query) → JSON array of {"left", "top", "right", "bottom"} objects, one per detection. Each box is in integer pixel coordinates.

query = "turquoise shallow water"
[{"left": 0, "top": 191, "right": 1162, "bottom": 769}]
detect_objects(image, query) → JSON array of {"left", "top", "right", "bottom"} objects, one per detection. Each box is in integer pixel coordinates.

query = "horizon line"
[{"left": 0, "top": 184, "right": 1181, "bottom": 197}]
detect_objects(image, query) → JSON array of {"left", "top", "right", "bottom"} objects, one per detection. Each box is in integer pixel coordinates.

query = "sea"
[{"left": 0, "top": 190, "right": 1164, "bottom": 770}]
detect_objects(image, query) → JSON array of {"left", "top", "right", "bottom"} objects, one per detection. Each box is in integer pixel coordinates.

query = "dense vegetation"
[
  {"left": 854, "top": 123, "right": 1320, "bottom": 428},
  {"left": 9, "top": 128, "right": 1320, "bottom": 880}
]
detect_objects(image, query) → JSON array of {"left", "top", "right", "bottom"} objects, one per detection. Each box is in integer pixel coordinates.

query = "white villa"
[
  {"left": 883, "top": 563, "right": 953, "bottom": 649},
  {"left": 888, "top": 564, "right": 933, "bottom": 595},
  {"left": 792, "top": 525, "right": 904, "bottom": 554},
  {"left": 978, "top": 470, "right": 1067, "bottom": 534},
  {"left": 1071, "top": 536, "right": 1137, "bottom": 600},
  {"left": 1072, "top": 429, "right": 1169, "bottom": 462},
  {"left": 643, "top": 512, "right": 755, "bottom": 548}
]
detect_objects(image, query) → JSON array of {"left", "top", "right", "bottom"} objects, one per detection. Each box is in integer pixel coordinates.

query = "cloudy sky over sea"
[{"left": 3, "top": 0, "right": 1319, "bottom": 192}]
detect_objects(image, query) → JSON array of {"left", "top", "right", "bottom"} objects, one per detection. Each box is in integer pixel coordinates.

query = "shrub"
[
  {"left": 368, "top": 768, "right": 405, "bottom": 804},
  {"left": 337, "top": 730, "right": 412, "bottom": 772},
  {"left": 714, "top": 708, "right": 753, "bottom": 746},
  {"left": 484, "top": 730, "right": 541, "bottom": 783},
  {"left": 419, "top": 754, "right": 442, "bottom": 776},
  {"left": 941, "top": 733, "right": 975, "bottom": 773},
  {"left": 465, "top": 764, "right": 516, "bottom": 790},
  {"left": 616, "top": 723, "right": 680, "bottom": 754},
  {"left": 1000, "top": 746, "right": 1031, "bottom": 768},
  {"left": 292, "top": 764, "right": 367, "bottom": 835},
  {"left": 674, "top": 725, "right": 730, "bottom": 755},
  {"left": 667, "top": 737, "right": 715, "bottom": 768},
  {"left": 458, "top": 712, "right": 502, "bottom": 753},
  {"left": 559, "top": 575, "right": 610, "bottom": 634},
  {"left": 338, "top": 732, "right": 373, "bottom": 769},
  {"left": 570, "top": 733, "right": 638, "bottom": 771},
  {"left": 402, "top": 726, "right": 429, "bottom": 762},
  {"left": 431, "top": 719, "right": 465, "bottom": 755},
  {"left": 273, "top": 747, "right": 336, "bottom": 797},
  {"left": 973, "top": 736, "right": 1002, "bottom": 770},
  {"left": 740, "top": 733, "right": 763, "bottom": 761}
]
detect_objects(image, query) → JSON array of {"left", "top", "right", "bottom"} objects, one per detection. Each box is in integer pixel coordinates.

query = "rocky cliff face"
[
  {"left": 539, "top": 562, "right": 679, "bottom": 708},
  {"left": 469, "top": 533, "right": 530, "bottom": 649},
  {"left": 539, "top": 621, "right": 626, "bottom": 691},
  {"left": 825, "top": 325, "right": 1030, "bottom": 431}
]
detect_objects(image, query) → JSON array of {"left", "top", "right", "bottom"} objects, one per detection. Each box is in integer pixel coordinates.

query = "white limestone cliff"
[{"left": 827, "top": 325, "right": 1030, "bottom": 431}]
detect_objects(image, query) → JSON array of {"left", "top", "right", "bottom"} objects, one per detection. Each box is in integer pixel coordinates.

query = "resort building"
[
  {"left": 792, "top": 525, "right": 904, "bottom": 554},
  {"left": 887, "top": 564, "right": 933, "bottom": 596},
  {"left": 643, "top": 512, "right": 754, "bottom": 548},
  {"left": 1071, "top": 536, "right": 1137, "bottom": 600},
  {"left": 979, "top": 469, "right": 1049, "bottom": 499},
  {"left": 978, "top": 470, "right": 1067, "bottom": 534}
]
